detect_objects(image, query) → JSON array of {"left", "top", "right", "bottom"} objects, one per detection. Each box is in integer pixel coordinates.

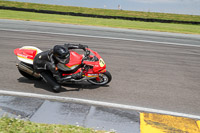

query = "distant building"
[{"left": 118, "top": 5, "right": 122, "bottom": 10}]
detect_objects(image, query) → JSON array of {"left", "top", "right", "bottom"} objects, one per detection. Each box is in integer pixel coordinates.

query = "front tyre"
[{"left": 87, "top": 71, "right": 112, "bottom": 86}]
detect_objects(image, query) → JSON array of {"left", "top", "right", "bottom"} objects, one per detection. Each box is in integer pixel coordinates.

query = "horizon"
[{"left": 7, "top": 0, "right": 200, "bottom": 16}]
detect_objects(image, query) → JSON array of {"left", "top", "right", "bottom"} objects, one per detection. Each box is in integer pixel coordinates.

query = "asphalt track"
[{"left": 1, "top": 19, "right": 200, "bottom": 118}]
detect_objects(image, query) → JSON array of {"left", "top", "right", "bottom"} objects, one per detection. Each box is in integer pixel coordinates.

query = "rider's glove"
[{"left": 79, "top": 44, "right": 88, "bottom": 50}]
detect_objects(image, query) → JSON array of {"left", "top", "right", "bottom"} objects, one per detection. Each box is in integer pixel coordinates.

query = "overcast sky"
[{"left": 9, "top": 0, "right": 200, "bottom": 15}]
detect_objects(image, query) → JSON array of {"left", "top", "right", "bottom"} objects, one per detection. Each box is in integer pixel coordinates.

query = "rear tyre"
[
  {"left": 18, "top": 69, "right": 36, "bottom": 80},
  {"left": 87, "top": 71, "right": 112, "bottom": 86}
]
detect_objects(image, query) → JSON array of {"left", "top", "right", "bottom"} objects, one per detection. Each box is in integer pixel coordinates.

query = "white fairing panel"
[
  {"left": 17, "top": 46, "right": 43, "bottom": 65},
  {"left": 17, "top": 57, "right": 34, "bottom": 64}
]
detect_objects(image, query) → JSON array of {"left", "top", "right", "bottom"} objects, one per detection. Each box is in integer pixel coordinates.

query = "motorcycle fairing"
[
  {"left": 61, "top": 49, "right": 106, "bottom": 77},
  {"left": 64, "top": 50, "right": 83, "bottom": 69},
  {"left": 14, "top": 46, "right": 42, "bottom": 64},
  {"left": 82, "top": 49, "right": 106, "bottom": 73},
  {"left": 59, "top": 50, "right": 83, "bottom": 75}
]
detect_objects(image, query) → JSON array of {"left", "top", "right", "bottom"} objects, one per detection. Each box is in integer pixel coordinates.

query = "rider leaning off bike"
[{"left": 33, "top": 43, "right": 88, "bottom": 92}]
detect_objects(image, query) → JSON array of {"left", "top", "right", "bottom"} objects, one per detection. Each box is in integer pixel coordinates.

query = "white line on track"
[
  {"left": 1, "top": 28, "right": 200, "bottom": 47},
  {"left": 0, "top": 90, "right": 200, "bottom": 120}
]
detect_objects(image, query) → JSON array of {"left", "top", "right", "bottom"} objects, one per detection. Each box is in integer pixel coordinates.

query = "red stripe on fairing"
[{"left": 14, "top": 48, "right": 37, "bottom": 60}]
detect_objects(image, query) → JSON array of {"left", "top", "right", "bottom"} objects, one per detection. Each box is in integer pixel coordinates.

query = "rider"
[{"left": 33, "top": 43, "right": 88, "bottom": 92}]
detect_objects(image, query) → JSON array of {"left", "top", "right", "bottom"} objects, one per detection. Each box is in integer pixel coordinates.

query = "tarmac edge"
[{"left": 0, "top": 90, "right": 200, "bottom": 120}]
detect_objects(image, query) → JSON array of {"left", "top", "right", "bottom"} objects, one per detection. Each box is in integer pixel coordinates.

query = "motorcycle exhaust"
[{"left": 16, "top": 62, "right": 41, "bottom": 78}]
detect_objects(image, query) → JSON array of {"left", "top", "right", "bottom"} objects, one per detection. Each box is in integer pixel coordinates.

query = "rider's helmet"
[{"left": 53, "top": 45, "right": 70, "bottom": 64}]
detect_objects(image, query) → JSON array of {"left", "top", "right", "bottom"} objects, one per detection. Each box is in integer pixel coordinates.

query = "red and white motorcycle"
[{"left": 14, "top": 46, "right": 112, "bottom": 91}]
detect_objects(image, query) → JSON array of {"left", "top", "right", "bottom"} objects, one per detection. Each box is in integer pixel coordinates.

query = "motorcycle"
[{"left": 14, "top": 46, "right": 112, "bottom": 92}]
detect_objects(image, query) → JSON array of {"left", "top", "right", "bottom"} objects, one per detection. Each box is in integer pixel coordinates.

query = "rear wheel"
[
  {"left": 18, "top": 68, "right": 36, "bottom": 80},
  {"left": 87, "top": 71, "right": 112, "bottom": 85}
]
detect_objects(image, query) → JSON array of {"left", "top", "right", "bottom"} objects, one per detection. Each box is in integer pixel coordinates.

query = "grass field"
[
  {"left": 1, "top": 0, "right": 200, "bottom": 22},
  {"left": 0, "top": 117, "right": 110, "bottom": 133},
  {"left": 0, "top": 0, "right": 200, "bottom": 34},
  {"left": 1, "top": 9, "right": 200, "bottom": 34}
]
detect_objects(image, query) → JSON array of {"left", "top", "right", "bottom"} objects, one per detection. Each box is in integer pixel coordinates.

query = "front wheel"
[{"left": 87, "top": 71, "right": 112, "bottom": 86}]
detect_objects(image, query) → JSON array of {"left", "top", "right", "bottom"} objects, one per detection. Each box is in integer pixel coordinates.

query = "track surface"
[{"left": 1, "top": 19, "right": 200, "bottom": 116}]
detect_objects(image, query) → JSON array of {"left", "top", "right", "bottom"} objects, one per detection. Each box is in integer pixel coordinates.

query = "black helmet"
[{"left": 53, "top": 45, "right": 70, "bottom": 64}]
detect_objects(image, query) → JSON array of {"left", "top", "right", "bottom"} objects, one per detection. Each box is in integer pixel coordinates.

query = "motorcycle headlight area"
[{"left": 99, "top": 58, "right": 105, "bottom": 67}]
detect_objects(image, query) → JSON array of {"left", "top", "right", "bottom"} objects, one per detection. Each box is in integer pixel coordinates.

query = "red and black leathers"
[{"left": 33, "top": 44, "right": 87, "bottom": 88}]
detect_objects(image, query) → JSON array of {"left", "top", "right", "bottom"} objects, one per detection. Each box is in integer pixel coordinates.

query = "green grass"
[
  {"left": 0, "top": 116, "right": 110, "bottom": 133},
  {"left": 0, "top": 0, "right": 200, "bottom": 22},
  {"left": 1, "top": 9, "right": 200, "bottom": 34}
]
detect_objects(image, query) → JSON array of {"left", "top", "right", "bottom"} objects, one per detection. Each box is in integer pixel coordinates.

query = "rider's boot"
[
  {"left": 54, "top": 74, "right": 72, "bottom": 83},
  {"left": 40, "top": 72, "right": 61, "bottom": 93},
  {"left": 72, "top": 72, "right": 83, "bottom": 79}
]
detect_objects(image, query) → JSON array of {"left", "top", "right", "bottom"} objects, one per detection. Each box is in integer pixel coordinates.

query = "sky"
[{"left": 8, "top": 0, "right": 200, "bottom": 15}]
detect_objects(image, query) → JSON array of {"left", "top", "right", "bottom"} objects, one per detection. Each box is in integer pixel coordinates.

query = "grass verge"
[
  {"left": 0, "top": 0, "right": 200, "bottom": 22},
  {"left": 0, "top": 116, "right": 111, "bottom": 133},
  {"left": 0, "top": 9, "right": 200, "bottom": 34}
]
